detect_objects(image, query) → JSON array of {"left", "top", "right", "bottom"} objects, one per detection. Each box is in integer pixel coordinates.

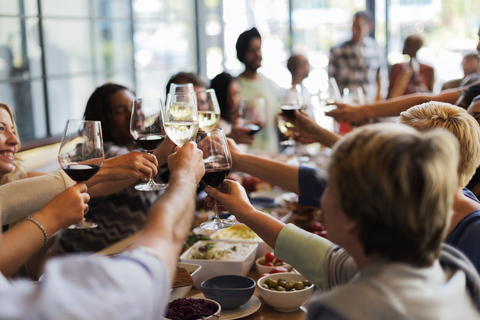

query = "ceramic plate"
[{"left": 191, "top": 293, "right": 261, "bottom": 320}]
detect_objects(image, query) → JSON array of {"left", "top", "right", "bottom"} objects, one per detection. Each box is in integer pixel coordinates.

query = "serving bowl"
[
  {"left": 180, "top": 240, "right": 258, "bottom": 289},
  {"left": 164, "top": 297, "right": 221, "bottom": 320},
  {"left": 211, "top": 224, "right": 271, "bottom": 259},
  {"left": 168, "top": 262, "right": 202, "bottom": 301},
  {"left": 257, "top": 273, "right": 314, "bottom": 312},
  {"left": 201, "top": 275, "right": 256, "bottom": 310},
  {"left": 255, "top": 256, "right": 293, "bottom": 274}
]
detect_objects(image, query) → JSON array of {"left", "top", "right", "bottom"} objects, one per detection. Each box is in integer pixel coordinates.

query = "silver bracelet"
[{"left": 25, "top": 216, "right": 49, "bottom": 245}]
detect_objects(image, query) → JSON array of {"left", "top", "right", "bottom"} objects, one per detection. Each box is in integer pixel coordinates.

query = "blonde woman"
[{"left": 206, "top": 123, "right": 480, "bottom": 319}]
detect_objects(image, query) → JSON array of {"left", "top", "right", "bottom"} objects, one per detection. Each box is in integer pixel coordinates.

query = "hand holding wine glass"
[
  {"left": 196, "top": 128, "right": 235, "bottom": 230},
  {"left": 58, "top": 120, "right": 104, "bottom": 229},
  {"left": 130, "top": 97, "right": 167, "bottom": 191},
  {"left": 164, "top": 92, "right": 199, "bottom": 147}
]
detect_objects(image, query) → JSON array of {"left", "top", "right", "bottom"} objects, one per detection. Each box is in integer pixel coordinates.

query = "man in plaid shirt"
[{"left": 328, "top": 10, "right": 389, "bottom": 103}]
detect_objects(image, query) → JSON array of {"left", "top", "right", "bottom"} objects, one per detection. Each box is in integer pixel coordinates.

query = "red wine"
[
  {"left": 201, "top": 168, "right": 231, "bottom": 187},
  {"left": 281, "top": 105, "right": 301, "bottom": 120},
  {"left": 244, "top": 123, "right": 262, "bottom": 135},
  {"left": 134, "top": 135, "right": 165, "bottom": 151},
  {"left": 63, "top": 164, "right": 101, "bottom": 182}
]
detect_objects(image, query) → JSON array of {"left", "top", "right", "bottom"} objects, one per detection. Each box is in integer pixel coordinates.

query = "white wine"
[
  {"left": 198, "top": 111, "right": 220, "bottom": 131},
  {"left": 169, "top": 103, "right": 194, "bottom": 121},
  {"left": 164, "top": 121, "right": 199, "bottom": 147}
]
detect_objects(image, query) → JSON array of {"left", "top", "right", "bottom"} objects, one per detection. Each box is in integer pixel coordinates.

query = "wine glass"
[
  {"left": 238, "top": 98, "right": 265, "bottom": 135},
  {"left": 169, "top": 83, "right": 194, "bottom": 94},
  {"left": 197, "top": 89, "right": 221, "bottom": 131},
  {"left": 197, "top": 128, "right": 235, "bottom": 230},
  {"left": 279, "top": 86, "right": 302, "bottom": 146},
  {"left": 130, "top": 97, "right": 167, "bottom": 191},
  {"left": 58, "top": 120, "right": 104, "bottom": 229},
  {"left": 164, "top": 92, "right": 199, "bottom": 147}
]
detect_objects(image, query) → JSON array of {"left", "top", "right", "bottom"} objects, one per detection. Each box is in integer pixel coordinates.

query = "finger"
[{"left": 84, "top": 204, "right": 89, "bottom": 214}]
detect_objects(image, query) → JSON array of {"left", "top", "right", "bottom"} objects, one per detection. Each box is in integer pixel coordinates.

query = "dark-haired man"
[{"left": 235, "top": 27, "right": 280, "bottom": 153}]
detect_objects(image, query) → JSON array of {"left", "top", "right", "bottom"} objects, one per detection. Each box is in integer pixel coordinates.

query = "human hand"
[
  {"left": 226, "top": 138, "right": 244, "bottom": 171},
  {"left": 37, "top": 183, "right": 90, "bottom": 230},
  {"left": 99, "top": 151, "right": 159, "bottom": 182},
  {"left": 293, "top": 110, "right": 321, "bottom": 141},
  {"left": 153, "top": 136, "right": 177, "bottom": 166},
  {"left": 204, "top": 180, "right": 255, "bottom": 222},
  {"left": 168, "top": 141, "right": 205, "bottom": 184},
  {"left": 325, "top": 101, "right": 364, "bottom": 123},
  {"left": 228, "top": 125, "right": 255, "bottom": 145}
]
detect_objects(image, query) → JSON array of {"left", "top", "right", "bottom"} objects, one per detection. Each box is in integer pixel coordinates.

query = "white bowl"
[
  {"left": 180, "top": 240, "right": 258, "bottom": 289},
  {"left": 210, "top": 224, "right": 271, "bottom": 259},
  {"left": 257, "top": 273, "right": 314, "bottom": 312},
  {"left": 164, "top": 297, "right": 221, "bottom": 320},
  {"left": 169, "top": 262, "right": 202, "bottom": 301},
  {"left": 255, "top": 256, "right": 293, "bottom": 274}
]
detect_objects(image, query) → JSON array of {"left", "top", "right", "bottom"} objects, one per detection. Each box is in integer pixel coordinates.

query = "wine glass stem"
[{"left": 213, "top": 198, "right": 221, "bottom": 222}]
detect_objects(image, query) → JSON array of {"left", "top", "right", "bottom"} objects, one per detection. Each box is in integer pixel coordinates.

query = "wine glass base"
[
  {"left": 68, "top": 221, "right": 98, "bottom": 229},
  {"left": 200, "top": 219, "right": 236, "bottom": 230},
  {"left": 135, "top": 182, "right": 167, "bottom": 191}
]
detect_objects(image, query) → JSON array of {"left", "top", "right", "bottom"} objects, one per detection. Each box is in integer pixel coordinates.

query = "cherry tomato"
[
  {"left": 258, "top": 273, "right": 270, "bottom": 279},
  {"left": 264, "top": 262, "right": 274, "bottom": 267},
  {"left": 265, "top": 252, "right": 275, "bottom": 262},
  {"left": 273, "top": 257, "right": 283, "bottom": 264}
]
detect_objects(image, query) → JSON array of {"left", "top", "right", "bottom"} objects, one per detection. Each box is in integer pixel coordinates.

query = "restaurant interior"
[{"left": 1, "top": 0, "right": 480, "bottom": 319}]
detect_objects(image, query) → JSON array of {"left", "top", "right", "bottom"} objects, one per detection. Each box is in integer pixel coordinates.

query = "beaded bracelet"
[{"left": 25, "top": 216, "right": 49, "bottom": 245}]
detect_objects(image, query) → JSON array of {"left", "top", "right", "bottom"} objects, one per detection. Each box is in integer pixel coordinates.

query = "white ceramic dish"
[
  {"left": 191, "top": 293, "right": 261, "bottom": 320},
  {"left": 210, "top": 224, "right": 271, "bottom": 259},
  {"left": 255, "top": 256, "right": 293, "bottom": 274},
  {"left": 257, "top": 273, "right": 314, "bottom": 312},
  {"left": 180, "top": 240, "right": 258, "bottom": 289},
  {"left": 169, "top": 262, "right": 202, "bottom": 301}
]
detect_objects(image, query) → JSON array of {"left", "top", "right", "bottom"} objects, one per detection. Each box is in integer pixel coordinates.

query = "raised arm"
[
  {"left": 228, "top": 138, "right": 301, "bottom": 194},
  {"left": 131, "top": 141, "right": 205, "bottom": 279},
  {"left": 0, "top": 184, "right": 89, "bottom": 277},
  {"left": 326, "top": 88, "right": 461, "bottom": 124}
]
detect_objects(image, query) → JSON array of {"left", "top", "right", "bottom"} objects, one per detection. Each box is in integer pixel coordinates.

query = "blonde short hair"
[
  {"left": 327, "top": 123, "right": 459, "bottom": 267},
  {"left": 0, "top": 103, "right": 26, "bottom": 185},
  {"left": 399, "top": 101, "right": 480, "bottom": 188}
]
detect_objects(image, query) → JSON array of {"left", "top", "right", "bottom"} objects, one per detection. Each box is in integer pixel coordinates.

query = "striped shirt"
[{"left": 328, "top": 37, "right": 389, "bottom": 102}]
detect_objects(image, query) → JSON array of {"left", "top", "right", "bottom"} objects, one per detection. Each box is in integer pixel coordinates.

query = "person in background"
[
  {"left": 442, "top": 51, "right": 480, "bottom": 90},
  {"left": 328, "top": 10, "right": 389, "bottom": 102},
  {"left": 388, "top": 34, "right": 435, "bottom": 98},
  {"left": 56, "top": 83, "right": 176, "bottom": 255},
  {"left": 165, "top": 71, "right": 209, "bottom": 111},
  {"left": 0, "top": 142, "right": 205, "bottom": 319},
  {"left": 286, "top": 54, "right": 314, "bottom": 117},
  {"left": 206, "top": 123, "right": 480, "bottom": 319},
  {"left": 209, "top": 72, "right": 254, "bottom": 145},
  {"left": 235, "top": 27, "right": 280, "bottom": 153}
]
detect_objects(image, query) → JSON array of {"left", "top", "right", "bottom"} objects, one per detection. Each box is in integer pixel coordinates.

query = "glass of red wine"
[
  {"left": 196, "top": 128, "right": 235, "bottom": 230},
  {"left": 130, "top": 97, "right": 167, "bottom": 191},
  {"left": 279, "top": 85, "right": 302, "bottom": 146},
  {"left": 238, "top": 98, "right": 265, "bottom": 135},
  {"left": 58, "top": 120, "right": 104, "bottom": 229}
]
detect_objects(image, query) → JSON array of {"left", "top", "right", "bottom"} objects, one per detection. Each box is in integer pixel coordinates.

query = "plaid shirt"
[{"left": 328, "top": 37, "right": 389, "bottom": 101}]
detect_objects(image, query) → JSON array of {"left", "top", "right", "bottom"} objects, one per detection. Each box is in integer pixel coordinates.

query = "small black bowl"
[{"left": 201, "top": 275, "right": 256, "bottom": 310}]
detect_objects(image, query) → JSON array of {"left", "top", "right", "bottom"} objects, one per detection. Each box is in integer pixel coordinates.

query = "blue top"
[
  {"left": 444, "top": 188, "right": 480, "bottom": 274},
  {"left": 298, "top": 166, "right": 327, "bottom": 209}
]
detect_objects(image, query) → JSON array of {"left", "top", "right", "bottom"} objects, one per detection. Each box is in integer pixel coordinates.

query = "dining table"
[{"left": 96, "top": 232, "right": 310, "bottom": 320}]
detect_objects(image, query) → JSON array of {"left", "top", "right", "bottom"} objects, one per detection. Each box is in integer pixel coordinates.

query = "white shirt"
[{"left": 0, "top": 249, "right": 170, "bottom": 319}]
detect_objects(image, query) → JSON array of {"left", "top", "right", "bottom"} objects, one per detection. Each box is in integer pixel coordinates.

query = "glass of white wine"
[
  {"left": 169, "top": 83, "right": 194, "bottom": 94},
  {"left": 164, "top": 92, "right": 199, "bottom": 147},
  {"left": 198, "top": 89, "right": 221, "bottom": 131}
]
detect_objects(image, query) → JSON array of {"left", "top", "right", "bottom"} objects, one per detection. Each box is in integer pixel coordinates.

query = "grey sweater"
[{"left": 275, "top": 224, "right": 480, "bottom": 320}]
